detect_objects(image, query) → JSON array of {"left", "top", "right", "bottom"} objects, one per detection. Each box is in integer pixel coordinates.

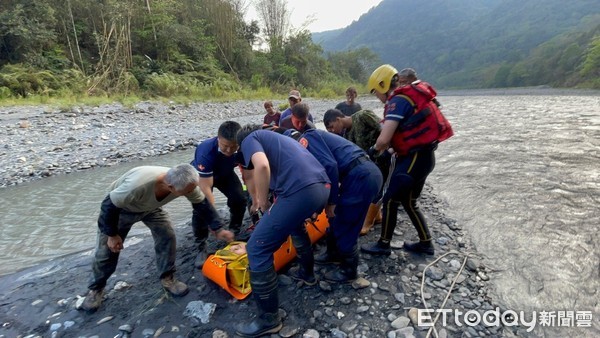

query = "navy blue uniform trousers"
[
  {"left": 330, "top": 161, "right": 382, "bottom": 254},
  {"left": 247, "top": 183, "right": 330, "bottom": 272}
]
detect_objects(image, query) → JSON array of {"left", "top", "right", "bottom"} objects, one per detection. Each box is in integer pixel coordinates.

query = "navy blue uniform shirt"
[
  {"left": 297, "top": 129, "right": 367, "bottom": 205},
  {"left": 191, "top": 137, "right": 238, "bottom": 180},
  {"left": 385, "top": 95, "right": 414, "bottom": 123},
  {"left": 239, "top": 130, "right": 329, "bottom": 198}
]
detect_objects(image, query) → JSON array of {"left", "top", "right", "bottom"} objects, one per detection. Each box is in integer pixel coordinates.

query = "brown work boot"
[
  {"left": 80, "top": 289, "right": 104, "bottom": 312},
  {"left": 160, "top": 274, "right": 189, "bottom": 297}
]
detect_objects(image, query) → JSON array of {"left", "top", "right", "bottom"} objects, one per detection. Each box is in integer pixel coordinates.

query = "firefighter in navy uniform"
[
  {"left": 235, "top": 126, "right": 330, "bottom": 338},
  {"left": 286, "top": 129, "right": 382, "bottom": 283},
  {"left": 361, "top": 65, "right": 453, "bottom": 256},
  {"left": 190, "top": 121, "right": 247, "bottom": 266}
]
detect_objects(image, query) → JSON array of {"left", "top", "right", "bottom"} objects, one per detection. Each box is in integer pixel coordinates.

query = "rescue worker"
[
  {"left": 191, "top": 121, "right": 247, "bottom": 266},
  {"left": 323, "top": 108, "right": 389, "bottom": 235},
  {"left": 235, "top": 125, "right": 330, "bottom": 337},
  {"left": 361, "top": 65, "right": 453, "bottom": 256},
  {"left": 286, "top": 129, "right": 382, "bottom": 283},
  {"left": 80, "top": 164, "right": 234, "bottom": 312}
]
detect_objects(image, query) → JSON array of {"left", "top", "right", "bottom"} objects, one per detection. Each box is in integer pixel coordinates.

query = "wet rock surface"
[{"left": 0, "top": 100, "right": 515, "bottom": 337}]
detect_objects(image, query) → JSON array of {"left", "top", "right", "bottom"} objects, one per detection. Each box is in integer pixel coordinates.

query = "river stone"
[
  {"left": 330, "top": 328, "right": 347, "bottom": 338},
  {"left": 303, "top": 329, "right": 320, "bottom": 338},
  {"left": 279, "top": 325, "right": 300, "bottom": 337},
  {"left": 356, "top": 305, "right": 370, "bottom": 313},
  {"left": 211, "top": 329, "right": 227, "bottom": 338},
  {"left": 391, "top": 316, "right": 410, "bottom": 329},
  {"left": 477, "top": 271, "right": 489, "bottom": 281},
  {"left": 183, "top": 301, "right": 216, "bottom": 324},
  {"left": 425, "top": 267, "right": 445, "bottom": 281},
  {"left": 119, "top": 324, "right": 133, "bottom": 333},
  {"left": 394, "top": 326, "right": 415, "bottom": 338},
  {"left": 407, "top": 307, "right": 419, "bottom": 326},
  {"left": 351, "top": 277, "right": 370, "bottom": 289},
  {"left": 466, "top": 258, "right": 479, "bottom": 272},
  {"left": 341, "top": 320, "right": 358, "bottom": 332}
]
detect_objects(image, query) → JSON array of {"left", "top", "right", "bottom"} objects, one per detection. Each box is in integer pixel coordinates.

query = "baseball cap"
[{"left": 288, "top": 90, "right": 301, "bottom": 100}]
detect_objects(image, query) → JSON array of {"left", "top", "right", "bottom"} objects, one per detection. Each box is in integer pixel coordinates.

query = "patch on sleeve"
[
  {"left": 197, "top": 164, "right": 205, "bottom": 171},
  {"left": 299, "top": 137, "right": 309, "bottom": 148}
]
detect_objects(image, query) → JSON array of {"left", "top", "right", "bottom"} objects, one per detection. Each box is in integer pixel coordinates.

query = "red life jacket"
[{"left": 384, "top": 81, "right": 454, "bottom": 155}]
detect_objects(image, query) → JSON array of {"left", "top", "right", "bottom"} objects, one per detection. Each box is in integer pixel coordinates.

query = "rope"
[{"left": 418, "top": 250, "right": 477, "bottom": 338}]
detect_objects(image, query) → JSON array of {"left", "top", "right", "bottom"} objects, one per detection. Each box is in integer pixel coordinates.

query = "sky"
[{"left": 245, "top": 0, "right": 384, "bottom": 33}]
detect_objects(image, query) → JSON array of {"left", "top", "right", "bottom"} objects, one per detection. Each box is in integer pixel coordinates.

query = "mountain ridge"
[{"left": 313, "top": 0, "right": 600, "bottom": 88}]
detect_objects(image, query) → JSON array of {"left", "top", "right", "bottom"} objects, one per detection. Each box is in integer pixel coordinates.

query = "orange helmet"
[{"left": 368, "top": 64, "right": 398, "bottom": 95}]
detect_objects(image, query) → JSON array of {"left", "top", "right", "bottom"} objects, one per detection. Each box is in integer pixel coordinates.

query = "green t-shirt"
[{"left": 109, "top": 166, "right": 204, "bottom": 212}]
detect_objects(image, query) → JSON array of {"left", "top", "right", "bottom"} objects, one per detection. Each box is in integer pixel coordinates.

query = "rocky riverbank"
[{"left": 0, "top": 100, "right": 519, "bottom": 337}]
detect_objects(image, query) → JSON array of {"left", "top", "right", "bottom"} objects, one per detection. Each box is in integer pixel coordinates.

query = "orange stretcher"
[{"left": 202, "top": 211, "right": 329, "bottom": 299}]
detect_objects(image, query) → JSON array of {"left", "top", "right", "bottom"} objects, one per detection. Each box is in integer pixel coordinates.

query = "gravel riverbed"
[{"left": 0, "top": 100, "right": 519, "bottom": 338}]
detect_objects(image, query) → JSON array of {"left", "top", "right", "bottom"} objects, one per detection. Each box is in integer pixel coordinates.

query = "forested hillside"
[
  {"left": 0, "top": 0, "right": 379, "bottom": 100},
  {"left": 1, "top": 0, "right": 599, "bottom": 100},
  {"left": 314, "top": 0, "right": 600, "bottom": 89}
]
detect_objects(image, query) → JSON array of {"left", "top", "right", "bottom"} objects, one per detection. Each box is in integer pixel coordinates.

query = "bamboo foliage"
[
  {"left": 88, "top": 0, "right": 135, "bottom": 95},
  {"left": 255, "top": 0, "right": 290, "bottom": 50},
  {"left": 66, "top": 0, "right": 85, "bottom": 73}
]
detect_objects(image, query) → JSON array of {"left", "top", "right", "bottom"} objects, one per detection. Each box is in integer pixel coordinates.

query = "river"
[{"left": 0, "top": 89, "right": 598, "bottom": 336}]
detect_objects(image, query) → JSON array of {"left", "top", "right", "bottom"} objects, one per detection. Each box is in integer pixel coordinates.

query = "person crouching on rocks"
[
  {"left": 191, "top": 121, "right": 248, "bottom": 267},
  {"left": 234, "top": 125, "right": 330, "bottom": 337},
  {"left": 79, "top": 164, "right": 234, "bottom": 312}
]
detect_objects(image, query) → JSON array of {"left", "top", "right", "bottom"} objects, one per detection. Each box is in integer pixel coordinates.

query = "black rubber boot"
[
  {"left": 360, "top": 239, "right": 391, "bottom": 256},
  {"left": 403, "top": 240, "right": 435, "bottom": 255},
  {"left": 324, "top": 248, "right": 359, "bottom": 283},
  {"left": 288, "top": 265, "right": 317, "bottom": 286},
  {"left": 290, "top": 232, "right": 316, "bottom": 284},
  {"left": 314, "top": 232, "right": 341, "bottom": 265},
  {"left": 235, "top": 267, "right": 282, "bottom": 337}
]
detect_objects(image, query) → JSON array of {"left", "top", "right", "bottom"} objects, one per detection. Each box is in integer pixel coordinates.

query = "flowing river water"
[{"left": 0, "top": 89, "right": 598, "bottom": 336}]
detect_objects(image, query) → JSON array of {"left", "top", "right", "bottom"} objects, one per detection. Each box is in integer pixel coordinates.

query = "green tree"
[
  {"left": 327, "top": 47, "right": 380, "bottom": 83},
  {"left": 255, "top": 0, "right": 290, "bottom": 51},
  {"left": 0, "top": 1, "right": 58, "bottom": 66},
  {"left": 580, "top": 36, "right": 600, "bottom": 80}
]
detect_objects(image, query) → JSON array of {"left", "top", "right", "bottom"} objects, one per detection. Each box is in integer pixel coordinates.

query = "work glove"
[{"left": 367, "top": 146, "right": 380, "bottom": 161}]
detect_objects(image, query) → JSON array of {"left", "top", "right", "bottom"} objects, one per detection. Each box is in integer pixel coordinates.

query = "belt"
[{"left": 340, "top": 155, "right": 370, "bottom": 179}]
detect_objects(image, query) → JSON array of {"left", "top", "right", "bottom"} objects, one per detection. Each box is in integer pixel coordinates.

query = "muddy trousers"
[
  {"left": 88, "top": 207, "right": 176, "bottom": 291},
  {"left": 379, "top": 149, "right": 436, "bottom": 243}
]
